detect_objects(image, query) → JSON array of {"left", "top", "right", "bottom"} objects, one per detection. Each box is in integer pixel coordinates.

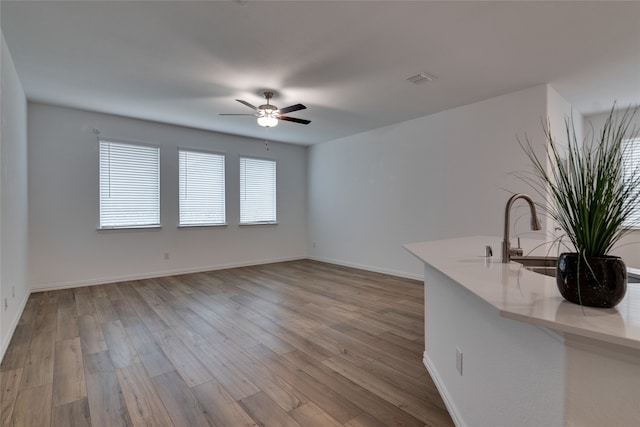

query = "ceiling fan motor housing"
[
  {"left": 259, "top": 104, "right": 279, "bottom": 115},
  {"left": 260, "top": 92, "right": 278, "bottom": 115}
]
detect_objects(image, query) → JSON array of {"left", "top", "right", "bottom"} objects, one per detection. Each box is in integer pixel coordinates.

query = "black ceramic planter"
[{"left": 556, "top": 253, "right": 627, "bottom": 308}]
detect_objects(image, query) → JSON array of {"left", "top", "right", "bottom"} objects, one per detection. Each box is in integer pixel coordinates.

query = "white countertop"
[{"left": 405, "top": 236, "right": 640, "bottom": 350}]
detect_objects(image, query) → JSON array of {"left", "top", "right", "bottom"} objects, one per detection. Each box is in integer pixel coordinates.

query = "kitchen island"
[{"left": 405, "top": 236, "right": 640, "bottom": 427}]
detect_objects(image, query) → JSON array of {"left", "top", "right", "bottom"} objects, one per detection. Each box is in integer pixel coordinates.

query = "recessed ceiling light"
[{"left": 406, "top": 72, "right": 436, "bottom": 84}]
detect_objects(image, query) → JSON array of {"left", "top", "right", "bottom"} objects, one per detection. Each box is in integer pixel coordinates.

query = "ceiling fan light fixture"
[
  {"left": 257, "top": 115, "right": 278, "bottom": 128},
  {"left": 221, "top": 91, "right": 309, "bottom": 127}
]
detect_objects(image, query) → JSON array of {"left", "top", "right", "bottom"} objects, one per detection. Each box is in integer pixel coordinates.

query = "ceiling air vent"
[{"left": 406, "top": 72, "right": 436, "bottom": 84}]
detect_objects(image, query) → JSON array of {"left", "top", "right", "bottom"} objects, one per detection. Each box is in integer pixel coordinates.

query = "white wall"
[
  {"left": 584, "top": 108, "right": 640, "bottom": 267},
  {"left": 547, "top": 85, "right": 583, "bottom": 147},
  {"left": 0, "top": 32, "right": 29, "bottom": 359},
  {"left": 308, "top": 85, "right": 550, "bottom": 279},
  {"left": 28, "top": 103, "right": 308, "bottom": 290}
]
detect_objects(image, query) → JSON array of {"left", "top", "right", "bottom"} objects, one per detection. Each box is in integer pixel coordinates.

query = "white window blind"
[
  {"left": 240, "top": 157, "right": 276, "bottom": 224},
  {"left": 99, "top": 140, "right": 160, "bottom": 228},
  {"left": 179, "top": 149, "right": 226, "bottom": 226},
  {"left": 622, "top": 138, "right": 640, "bottom": 228}
]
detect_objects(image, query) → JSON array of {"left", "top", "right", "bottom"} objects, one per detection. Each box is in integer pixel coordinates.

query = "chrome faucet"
[{"left": 502, "top": 193, "right": 542, "bottom": 263}]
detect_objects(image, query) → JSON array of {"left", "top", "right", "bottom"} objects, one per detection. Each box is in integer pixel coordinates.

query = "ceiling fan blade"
[
  {"left": 279, "top": 116, "right": 311, "bottom": 125},
  {"left": 236, "top": 99, "right": 258, "bottom": 111},
  {"left": 278, "top": 104, "right": 306, "bottom": 115},
  {"left": 219, "top": 113, "right": 257, "bottom": 116}
]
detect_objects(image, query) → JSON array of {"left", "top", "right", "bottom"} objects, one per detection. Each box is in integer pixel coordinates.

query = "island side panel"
[
  {"left": 422, "top": 264, "right": 565, "bottom": 427},
  {"left": 564, "top": 335, "right": 640, "bottom": 426}
]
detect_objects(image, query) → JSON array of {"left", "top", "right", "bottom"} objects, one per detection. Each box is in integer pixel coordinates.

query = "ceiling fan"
[{"left": 220, "top": 91, "right": 311, "bottom": 128}]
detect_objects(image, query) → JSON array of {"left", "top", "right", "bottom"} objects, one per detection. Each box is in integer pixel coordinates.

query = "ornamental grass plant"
[{"left": 519, "top": 105, "right": 640, "bottom": 258}]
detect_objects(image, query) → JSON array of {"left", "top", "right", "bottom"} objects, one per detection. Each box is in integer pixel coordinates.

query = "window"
[
  {"left": 179, "top": 149, "right": 226, "bottom": 226},
  {"left": 240, "top": 157, "right": 276, "bottom": 224},
  {"left": 622, "top": 138, "right": 640, "bottom": 228},
  {"left": 99, "top": 140, "right": 160, "bottom": 229}
]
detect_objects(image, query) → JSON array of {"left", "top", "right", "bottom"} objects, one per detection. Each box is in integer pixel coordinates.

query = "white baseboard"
[
  {"left": 308, "top": 255, "right": 423, "bottom": 281},
  {"left": 30, "top": 256, "right": 306, "bottom": 292},
  {"left": 423, "top": 351, "right": 467, "bottom": 427},
  {"left": 0, "top": 290, "right": 30, "bottom": 363},
  {"left": 32, "top": 256, "right": 422, "bottom": 292}
]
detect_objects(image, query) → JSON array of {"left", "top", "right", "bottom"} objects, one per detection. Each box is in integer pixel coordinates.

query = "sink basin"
[
  {"left": 512, "top": 256, "right": 557, "bottom": 278},
  {"left": 511, "top": 256, "right": 557, "bottom": 268},
  {"left": 523, "top": 266, "right": 556, "bottom": 277}
]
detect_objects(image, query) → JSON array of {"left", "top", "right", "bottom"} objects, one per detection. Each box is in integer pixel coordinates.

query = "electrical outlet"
[
  {"left": 456, "top": 348, "right": 463, "bottom": 376},
  {"left": 4, "top": 298, "right": 7, "bottom": 311},
  {"left": 312, "top": 242, "right": 316, "bottom": 248},
  {"left": 163, "top": 252, "right": 170, "bottom": 260},
  {"left": 12, "top": 286, "right": 15, "bottom": 298}
]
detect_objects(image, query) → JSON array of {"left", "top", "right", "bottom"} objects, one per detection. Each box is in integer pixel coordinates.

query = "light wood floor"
[{"left": 1, "top": 260, "right": 453, "bottom": 427}]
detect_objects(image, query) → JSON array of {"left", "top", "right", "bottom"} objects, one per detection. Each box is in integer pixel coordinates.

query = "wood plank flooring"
[{"left": 1, "top": 260, "right": 453, "bottom": 427}]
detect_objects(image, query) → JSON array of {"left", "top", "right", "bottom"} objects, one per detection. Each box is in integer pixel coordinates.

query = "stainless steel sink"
[
  {"left": 511, "top": 256, "right": 557, "bottom": 278},
  {"left": 511, "top": 256, "right": 557, "bottom": 268},
  {"left": 523, "top": 266, "right": 557, "bottom": 277}
]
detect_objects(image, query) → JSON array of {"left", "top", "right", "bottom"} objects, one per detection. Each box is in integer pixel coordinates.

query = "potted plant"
[{"left": 520, "top": 105, "right": 639, "bottom": 308}]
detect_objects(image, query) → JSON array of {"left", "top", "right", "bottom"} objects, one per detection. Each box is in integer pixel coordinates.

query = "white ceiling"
[{"left": 2, "top": 1, "right": 639, "bottom": 146}]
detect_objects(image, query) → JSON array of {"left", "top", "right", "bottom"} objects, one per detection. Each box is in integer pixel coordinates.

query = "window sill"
[
  {"left": 239, "top": 222, "right": 278, "bottom": 226},
  {"left": 98, "top": 225, "right": 162, "bottom": 232},
  {"left": 178, "top": 223, "right": 228, "bottom": 229}
]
